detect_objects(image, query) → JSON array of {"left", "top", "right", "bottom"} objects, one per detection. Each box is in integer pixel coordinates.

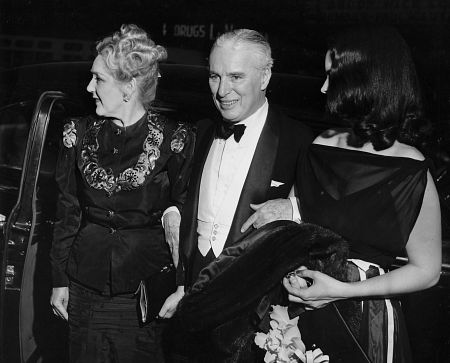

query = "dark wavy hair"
[{"left": 326, "top": 26, "right": 429, "bottom": 150}]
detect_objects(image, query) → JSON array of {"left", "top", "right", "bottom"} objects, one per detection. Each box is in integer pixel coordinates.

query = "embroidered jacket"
[{"left": 50, "top": 111, "right": 195, "bottom": 294}]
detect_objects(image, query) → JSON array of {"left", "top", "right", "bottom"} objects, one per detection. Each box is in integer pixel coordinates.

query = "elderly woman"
[{"left": 50, "top": 24, "right": 194, "bottom": 362}]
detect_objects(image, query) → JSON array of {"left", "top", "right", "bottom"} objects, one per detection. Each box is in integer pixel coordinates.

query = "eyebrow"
[{"left": 228, "top": 72, "right": 245, "bottom": 77}]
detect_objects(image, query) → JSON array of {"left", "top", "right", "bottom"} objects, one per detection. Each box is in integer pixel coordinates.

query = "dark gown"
[{"left": 296, "top": 143, "right": 430, "bottom": 363}]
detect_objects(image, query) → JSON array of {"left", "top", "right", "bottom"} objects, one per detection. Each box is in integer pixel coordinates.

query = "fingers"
[
  {"left": 295, "top": 268, "right": 315, "bottom": 280},
  {"left": 53, "top": 304, "right": 69, "bottom": 321},
  {"left": 287, "top": 293, "right": 305, "bottom": 304},
  {"left": 51, "top": 298, "right": 68, "bottom": 321},
  {"left": 158, "top": 301, "right": 170, "bottom": 318},
  {"left": 50, "top": 287, "right": 69, "bottom": 321},
  {"left": 283, "top": 272, "right": 313, "bottom": 302},
  {"left": 241, "top": 213, "right": 258, "bottom": 233},
  {"left": 242, "top": 199, "right": 293, "bottom": 233},
  {"left": 241, "top": 202, "right": 271, "bottom": 232},
  {"left": 249, "top": 203, "right": 264, "bottom": 211},
  {"left": 158, "top": 290, "right": 183, "bottom": 319}
]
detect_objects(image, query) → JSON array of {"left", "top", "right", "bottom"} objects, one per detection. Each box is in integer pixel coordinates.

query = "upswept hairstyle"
[
  {"left": 326, "top": 26, "right": 428, "bottom": 150},
  {"left": 96, "top": 24, "right": 167, "bottom": 108},
  {"left": 212, "top": 29, "right": 274, "bottom": 70}
]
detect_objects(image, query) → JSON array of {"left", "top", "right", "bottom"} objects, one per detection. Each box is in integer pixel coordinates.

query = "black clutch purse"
[{"left": 136, "top": 263, "right": 176, "bottom": 324}]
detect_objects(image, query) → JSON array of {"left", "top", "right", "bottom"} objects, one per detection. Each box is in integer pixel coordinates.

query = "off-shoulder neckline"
[{"left": 311, "top": 143, "right": 427, "bottom": 164}]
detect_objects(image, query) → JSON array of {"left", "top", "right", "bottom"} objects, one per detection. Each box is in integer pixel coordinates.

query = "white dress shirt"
[{"left": 197, "top": 101, "right": 269, "bottom": 257}]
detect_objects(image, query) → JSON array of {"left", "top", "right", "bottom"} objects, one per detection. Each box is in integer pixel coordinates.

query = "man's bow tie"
[{"left": 216, "top": 121, "right": 246, "bottom": 142}]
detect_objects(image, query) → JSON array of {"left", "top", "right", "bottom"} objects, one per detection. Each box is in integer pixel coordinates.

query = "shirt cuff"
[
  {"left": 161, "top": 206, "right": 180, "bottom": 227},
  {"left": 289, "top": 196, "right": 302, "bottom": 224}
]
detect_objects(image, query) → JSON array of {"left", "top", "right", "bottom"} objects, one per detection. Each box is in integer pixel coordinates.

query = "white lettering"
[{"left": 173, "top": 24, "right": 206, "bottom": 38}]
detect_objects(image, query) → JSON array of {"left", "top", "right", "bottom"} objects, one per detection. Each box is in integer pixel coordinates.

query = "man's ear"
[{"left": 260, "top": 67, "right": 272, "bottom": 91}]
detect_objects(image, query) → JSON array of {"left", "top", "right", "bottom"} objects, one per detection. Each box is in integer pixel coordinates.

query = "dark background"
[
  {"left": 0, "top": 1, "right": 449, "bottom": 361},
  {"left": 1, "top": 0, "right": 450, "bottom": 121}
]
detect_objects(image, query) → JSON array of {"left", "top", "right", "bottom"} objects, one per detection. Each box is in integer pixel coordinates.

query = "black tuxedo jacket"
[{"left": 179, "top": 106, "right": 313, "bottom": 287}]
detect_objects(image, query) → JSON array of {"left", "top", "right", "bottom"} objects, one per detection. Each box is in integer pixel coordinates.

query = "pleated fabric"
[{"left": 68, "top": 281, "right": 167, "bottom": 363}]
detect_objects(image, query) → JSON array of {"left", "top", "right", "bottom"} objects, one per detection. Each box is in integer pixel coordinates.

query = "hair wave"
[
  {"left": 326, "top": 26, "right": 429, "bottom": 150},
  {"left": 96, "top": 24, "right": 167, "bottom": 107}
]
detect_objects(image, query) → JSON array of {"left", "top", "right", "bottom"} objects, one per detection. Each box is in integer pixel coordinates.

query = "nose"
[
  {"left": 87, "top": 77, "right": 95, "bottom": 94},
  {"left": 217, "top": 78, "right": 231, "bottom": 97},
  {"left": 320, "top": 76, "right": 329, "bottom": 94}
]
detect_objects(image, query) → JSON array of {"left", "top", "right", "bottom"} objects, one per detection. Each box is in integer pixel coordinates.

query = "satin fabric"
[
  {"left": 51, "top": 112, "right": 195, "bottom": 294},
  {"left": 68, "top": 281, "right": 167, "bottom": 363},
  {"left": 296, "top": 143, "right": 430, "bottom": 363},
  {"left": 298, "top": 144, "right": 429, "bottom": 269}
]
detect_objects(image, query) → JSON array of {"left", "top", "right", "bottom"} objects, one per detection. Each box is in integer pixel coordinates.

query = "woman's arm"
[
  {"left": 50, "top": 119, "right": 83, "bottom": 318},
  {"left": 284, "top": 171, "right": 442, "bottom": 308},
  {"left": 159, "top": 122, "right": 195, "bottom": 318}
]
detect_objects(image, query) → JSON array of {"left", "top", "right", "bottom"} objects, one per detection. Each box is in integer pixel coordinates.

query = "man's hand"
[
  {"left": 158, "top": 286, "right": 185, "bottom": 319},
  {"left": 50, "top": 287, "right": 69, "bottom": 321},
  {"left": 163, "top": 211, "right": 181, "bottom": 267},
  {"left": 241, "top": 198, "right": 292, "bottom": 233}
]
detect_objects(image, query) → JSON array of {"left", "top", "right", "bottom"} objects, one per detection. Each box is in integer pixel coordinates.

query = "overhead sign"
[{"left": 162, "top": 23, "right": 235, "bottom": 40}]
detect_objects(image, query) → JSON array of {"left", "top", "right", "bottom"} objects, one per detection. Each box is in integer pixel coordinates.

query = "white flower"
[{"left": 254, "top": 305, "right": 329, "bottom": 363}]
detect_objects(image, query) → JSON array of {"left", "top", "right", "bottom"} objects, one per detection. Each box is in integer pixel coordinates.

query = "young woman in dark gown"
[{"left": 284, "top": 26, "right": 442, "bottom": 363}]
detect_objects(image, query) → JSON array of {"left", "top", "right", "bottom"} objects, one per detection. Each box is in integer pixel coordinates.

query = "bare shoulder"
[
  {"left": 392, "top": 142, "right": 425, "bottom": 161},
  {"left": 313, "top": 128, "right": 349, "bottom": 146}
]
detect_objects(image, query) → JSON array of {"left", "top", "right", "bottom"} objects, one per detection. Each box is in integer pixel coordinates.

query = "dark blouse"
[
  {"left": 297, "top": 144, "right": 429, "bottom": 269},
  {"left": 50, "top": 111, "right": 195, "bottom": 294}
]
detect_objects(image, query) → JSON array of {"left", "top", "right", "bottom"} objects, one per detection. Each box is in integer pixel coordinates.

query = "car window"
[
  {"left": 0, "top": 99, "right": 84, "bottom": 172},
  {"left": 0, "top": 102, "right": 33, "bottom": 169},
  {"left": 0, "top": 97, "right": 85, "bottom": 220}
]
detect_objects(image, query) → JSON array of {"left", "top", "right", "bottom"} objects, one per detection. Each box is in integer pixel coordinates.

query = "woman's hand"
[
  {"left": 163, "top": 211, "right": 181, "bottom": 267},
  {"left": 50, "top": 287, "right": 69, "bottom": 321},
  {"left": 158, "top": 286, "right": 184, "bottom": 319},
  {"left": 283, "top": 268, "right": 347, "bottom": 309}
]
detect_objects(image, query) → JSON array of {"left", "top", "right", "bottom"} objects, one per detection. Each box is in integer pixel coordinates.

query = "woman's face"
[
  {"left": 86, "top": 55, "right": 126, "bottom": 118},
  {"left": 321, "top": 50, "right": 332, "bottom": 94}
]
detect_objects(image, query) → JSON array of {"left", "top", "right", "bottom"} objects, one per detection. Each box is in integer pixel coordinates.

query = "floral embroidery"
[
  {"left": 62, "top": 121, "right": 77, "bottom": 148},
  {"left": 80, "top": 111, "right": 165, "bottom": 196},
  {"left": 170, "top": 123, "right": 188, "bottom": 153}
]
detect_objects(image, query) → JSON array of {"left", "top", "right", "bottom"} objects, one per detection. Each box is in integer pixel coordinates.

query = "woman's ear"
[{"left": 123, "top": 77, "right": 137, "bottom": 100}]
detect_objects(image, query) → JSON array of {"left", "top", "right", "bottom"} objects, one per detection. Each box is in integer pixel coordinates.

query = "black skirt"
[{"left": 68, "top": 281, "right": 167, "bottom": 363}]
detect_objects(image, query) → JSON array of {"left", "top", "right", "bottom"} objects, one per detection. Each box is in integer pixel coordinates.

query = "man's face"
[{"left": 208, "top": 41, "right": 271, "bottom": 123}]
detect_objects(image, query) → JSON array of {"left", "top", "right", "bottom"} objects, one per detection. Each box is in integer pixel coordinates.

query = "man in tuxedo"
[{"left": 159, "top": 29, "right": 313, "bottom": 320}]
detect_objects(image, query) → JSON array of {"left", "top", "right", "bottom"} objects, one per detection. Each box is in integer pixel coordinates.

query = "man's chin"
[{"left": 218, "top": 110, "right": 241, "bottom": 123}]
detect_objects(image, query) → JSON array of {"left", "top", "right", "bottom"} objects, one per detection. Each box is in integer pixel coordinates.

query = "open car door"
[{"left": 0, "top": 91, "right": 85, "bottom": 363}]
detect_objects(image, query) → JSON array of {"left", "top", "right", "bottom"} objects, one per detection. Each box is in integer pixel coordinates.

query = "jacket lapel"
[{"left": 225, "top": 109, "right": 279, "bottom": 246}]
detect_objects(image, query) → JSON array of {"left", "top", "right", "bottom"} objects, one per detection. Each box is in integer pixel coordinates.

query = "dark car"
[{"left": 0, "top": 62, "right": 448, "bottom": 362}]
